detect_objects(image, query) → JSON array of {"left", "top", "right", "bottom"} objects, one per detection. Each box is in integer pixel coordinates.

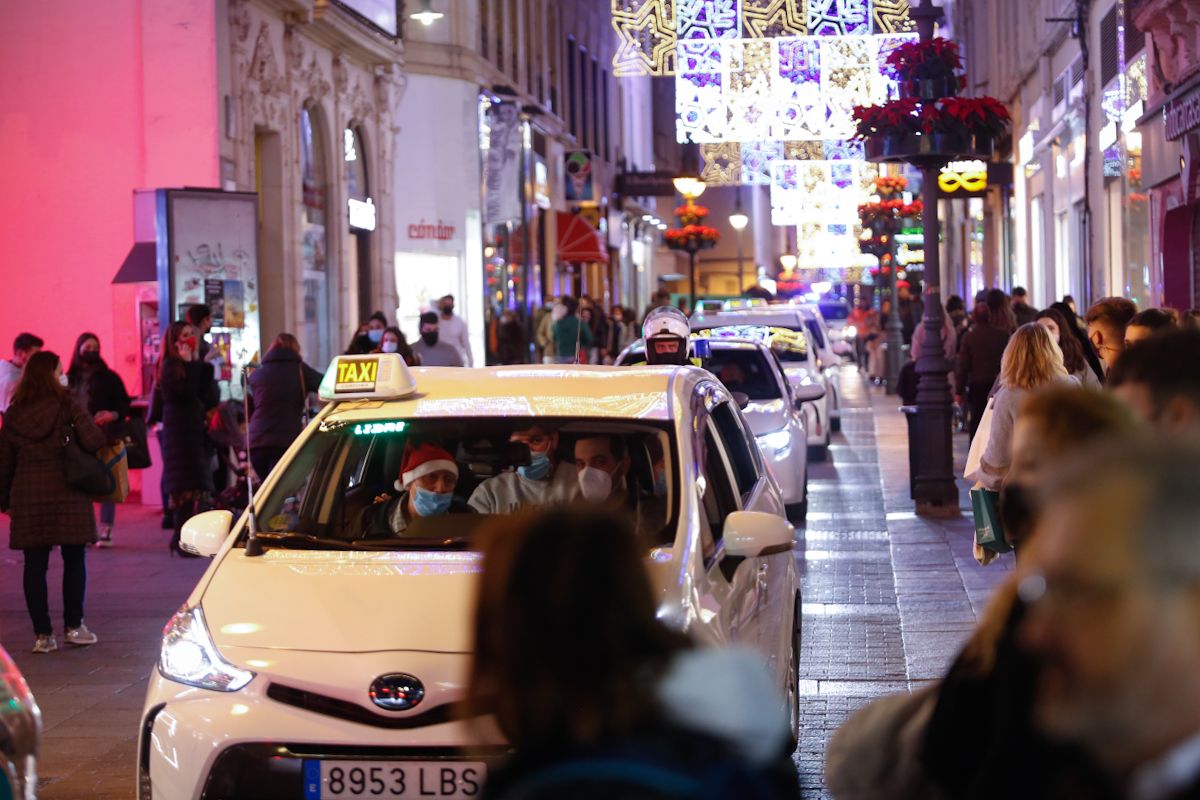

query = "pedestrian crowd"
[{"left": 828, "top": 287, "right": 1200, "bottom": 799}]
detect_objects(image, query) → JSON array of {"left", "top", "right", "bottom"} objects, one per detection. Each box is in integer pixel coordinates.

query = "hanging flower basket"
[{"left": 665, "top": 202, "right": 720, "bottom": 254}]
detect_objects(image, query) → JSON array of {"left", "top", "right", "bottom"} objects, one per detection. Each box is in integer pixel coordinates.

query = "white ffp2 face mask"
[{"left": 578, "top": 466, "right": 613, "bottom": 503}]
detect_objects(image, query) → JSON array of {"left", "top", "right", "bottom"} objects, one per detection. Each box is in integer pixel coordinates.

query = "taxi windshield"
[{"left": 246, "top": 417, "right": 678, "bottom": 552}]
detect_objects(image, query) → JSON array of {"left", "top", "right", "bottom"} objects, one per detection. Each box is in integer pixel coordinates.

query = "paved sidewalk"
[
  {"left": 791, "top": 371, "right": 1010, "bottom": 798},
  {"left": 0, "top": 504, "right": 209, "bottom": 799}
]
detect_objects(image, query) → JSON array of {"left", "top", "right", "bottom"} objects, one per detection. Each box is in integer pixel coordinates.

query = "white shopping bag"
[{"left": 963, "top": 397, "right": 995, "bottom": 483}]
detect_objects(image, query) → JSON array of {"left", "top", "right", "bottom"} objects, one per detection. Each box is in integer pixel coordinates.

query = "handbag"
[
  {"left": 963, "top": 396, "right": 996, "bottom": 483},
  {"left": 63, "top": 422, "right": 115, "bottom": 497},
  {"left": 970, "top": 488, "right": 1012, "bottom": 554},
  {"left": 123, "top": 416, "right": 152, "bottom": 470}
]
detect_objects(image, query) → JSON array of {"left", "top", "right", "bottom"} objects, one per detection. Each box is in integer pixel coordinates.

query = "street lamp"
[
  {"left": 728, "top": 190, "right": 749, "bottom": 294},
  {"left": 779, "top": 253, "right": 798, "bottom": 271},
  {"left": 409, "top": 0, "right": 444, "bottom": 25},
  {"left": 673, "top": 173, "right": 707, "bottom": 199}
]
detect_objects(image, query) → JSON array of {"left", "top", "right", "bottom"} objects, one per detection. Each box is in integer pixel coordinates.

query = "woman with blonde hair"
[{"left": 976, "top": 323, "right": 1074, "bottom": 492}]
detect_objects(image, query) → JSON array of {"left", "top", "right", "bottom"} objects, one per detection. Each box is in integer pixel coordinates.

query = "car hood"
[
  {"left": 202, "top": 550, "right": 483, "bottom": 654},
  {"left": 740, "top": 399, "right": 788, "bottom": 437}
]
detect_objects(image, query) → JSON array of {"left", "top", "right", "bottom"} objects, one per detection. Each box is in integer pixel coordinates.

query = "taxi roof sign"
[{"left": 318, "top": 354, "right": 417, "bottom": 401}]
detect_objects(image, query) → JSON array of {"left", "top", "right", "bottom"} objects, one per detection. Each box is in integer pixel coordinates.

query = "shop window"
[{"left": 345, "top": 125, "right": 373, "bottom": 321}]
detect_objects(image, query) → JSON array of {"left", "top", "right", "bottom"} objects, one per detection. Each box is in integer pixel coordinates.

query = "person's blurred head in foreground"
[
  {"left": 1017, "top": 436, "right": 1200, "bottom": 776},
  {"left": 468, "top": 508, "right": 690, "bottom": 750},
  {"left": 1108, "top": 328, "right": 1200, "bottom": 435}
]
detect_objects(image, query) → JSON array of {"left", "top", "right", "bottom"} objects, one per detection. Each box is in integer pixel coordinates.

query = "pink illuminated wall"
[{"left": 0, "top": 0, "right": 219, "bottom": 395}]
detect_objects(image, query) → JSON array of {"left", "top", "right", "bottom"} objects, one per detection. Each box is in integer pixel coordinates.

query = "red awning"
[{"left": 556, "top": 211, "right": 607, "bottom": 262}]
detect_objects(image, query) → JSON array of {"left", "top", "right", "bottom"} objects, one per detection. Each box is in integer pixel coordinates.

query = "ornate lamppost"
[
  {"left": 858, "top": 176, "right": 921, "bottom": 393},
  {"left": 853, "top": 0, "right": 1011, "bottom": 513}
]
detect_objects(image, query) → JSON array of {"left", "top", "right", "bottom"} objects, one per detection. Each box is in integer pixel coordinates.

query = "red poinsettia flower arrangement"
[
  {"left": 663, "top": 225, "right": 720, "bottom": 250},
  {"left": 874, "top": 175, "right": 908, "bottom": 195},
  {"left": 853, "top": 96, "right": 1010, "bottom": 139},
  {"left": 885, "top": 37, "right": 963, "bottom": 81},
  {"left": 665, "top": 202, "right": 720, "bottom": 251}
]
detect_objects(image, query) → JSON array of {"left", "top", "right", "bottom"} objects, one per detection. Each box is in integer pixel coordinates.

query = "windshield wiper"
[{"left": 248, "top": 531, "right": 369, "bottom": 551}]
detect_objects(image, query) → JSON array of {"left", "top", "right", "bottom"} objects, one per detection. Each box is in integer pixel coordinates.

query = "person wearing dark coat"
[
  {"left": 158, "top": 320, "right": 217, "bottom": 556},
  {"left": 247, "top": 333, "right": 324, "bottom": 480},
  {"left": 0, "top": 351, "right": 107, "bottom": 653},
  {"left": 955, "top": 291, "right": 1015, "bottom": 441},
  {"left": 67, "top": 332, "right": 130, "bottom": 547}
]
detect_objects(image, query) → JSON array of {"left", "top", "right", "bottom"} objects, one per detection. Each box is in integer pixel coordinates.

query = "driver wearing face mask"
[
  {"left": 411, "top": 312, "right": 465, "bottom": 367},
  {"left": 468, "top": 424, "right": 579, "bottom": 513},
  {"left": 360, "top": 443, "right": 473, "bottom": 537}
]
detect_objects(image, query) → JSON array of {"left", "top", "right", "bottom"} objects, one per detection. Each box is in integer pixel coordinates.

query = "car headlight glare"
[
  {"left": 159, "top": 606, "right": 254, "bottom": 692},
  {"left": 757, "top": 429, "right": 792, "bottom": 458},
  {"left": 845, "top": 325, "right": 857, "bottom": 338}
]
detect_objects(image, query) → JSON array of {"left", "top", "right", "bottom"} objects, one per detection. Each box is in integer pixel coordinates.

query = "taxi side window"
[
  {"left": 700, "top": 423, "right": 739, "bottom": 547},
  {"left": 711, "top": 401, "right": 761, "bottom": 498},
  {"left": 806, "top": 318, "right": 826, "bottom": 349}
]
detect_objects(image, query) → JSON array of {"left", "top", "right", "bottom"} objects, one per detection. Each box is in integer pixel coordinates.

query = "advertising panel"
[{"left": 158, "top": 189, "right": 261, "bottom": 396}]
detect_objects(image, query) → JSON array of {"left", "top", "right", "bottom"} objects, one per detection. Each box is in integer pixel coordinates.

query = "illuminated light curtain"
[{"left": 770, "top": 159, "right": 878, "bottom": 268}]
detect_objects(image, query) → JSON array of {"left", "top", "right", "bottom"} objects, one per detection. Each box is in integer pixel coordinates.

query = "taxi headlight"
[
  {"left": 757, "top": 429, "right": 792, "bottom": 459},
  {"left": 159, "top": 606, "right": 254, "bottom": 692}
]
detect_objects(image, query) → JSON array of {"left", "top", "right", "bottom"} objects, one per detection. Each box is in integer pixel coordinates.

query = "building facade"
[
  {"left": 397, "top": 0, "right": 675, "bottom": 364},
  {"left": 953, "top": 0, "right": 1156, "bottom": 310}
]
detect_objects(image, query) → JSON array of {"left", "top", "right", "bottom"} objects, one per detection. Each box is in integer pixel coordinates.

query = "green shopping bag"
[{"left": 970, "top": 488, "right": 1012, "bottom": 554}]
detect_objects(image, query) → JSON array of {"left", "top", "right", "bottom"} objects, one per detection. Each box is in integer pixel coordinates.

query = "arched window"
[{"left": 345, "top": 125, "right": 375, "bottom": 319}]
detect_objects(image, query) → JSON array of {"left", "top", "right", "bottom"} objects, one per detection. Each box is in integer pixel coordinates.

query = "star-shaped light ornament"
[{"left": 612, "top": 0, "right": 678, "bottom": 76}]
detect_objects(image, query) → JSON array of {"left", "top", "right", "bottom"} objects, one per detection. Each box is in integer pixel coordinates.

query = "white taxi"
[
  {"left": 139, "top": 355, "right": 801, "bottom": 800},
  {"left": 690, "top": 311, "right": 835, "bottom": 459}
]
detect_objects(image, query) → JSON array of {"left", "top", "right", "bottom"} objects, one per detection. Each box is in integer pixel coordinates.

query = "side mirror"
[
  {"left": 181, "top": 509, "right": 233, "bottom": 557},
  {"left": 724, "top": 510, "right": 795, "bottom": 558},
  {"left": 793, "top": 383, "right": 826, "bottom": 405},
  {"left": 731, "top": 391, "right": 750, "bottom": 409}
]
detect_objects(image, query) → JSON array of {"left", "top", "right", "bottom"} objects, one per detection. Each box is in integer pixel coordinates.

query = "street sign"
[{"left": 617, "top": 171, "right": 678, "bottom": 197}]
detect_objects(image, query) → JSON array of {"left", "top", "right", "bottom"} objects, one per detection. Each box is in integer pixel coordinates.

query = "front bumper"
[{"left": 139, "top": 648, "right": 502, "bottom": 800}]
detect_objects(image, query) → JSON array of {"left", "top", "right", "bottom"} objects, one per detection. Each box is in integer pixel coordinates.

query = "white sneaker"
[
  {"left": 64, "top": 625, "right": 98, "bottom": 647},
  {"left": 32, "top": 634, "right": 58, "bottom": 654},
  {"left": 97, "top": 526, "right": 113, "bottom": 548}
]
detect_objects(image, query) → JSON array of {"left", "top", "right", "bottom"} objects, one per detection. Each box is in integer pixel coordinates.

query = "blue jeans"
[{"left": 98, "top": 502, "right": 115, "bottom": 527}]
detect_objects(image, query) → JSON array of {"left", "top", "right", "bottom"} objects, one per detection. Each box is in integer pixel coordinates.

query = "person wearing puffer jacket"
[{"left": 468, "top": 507, "right": 799, "bottom": 800}]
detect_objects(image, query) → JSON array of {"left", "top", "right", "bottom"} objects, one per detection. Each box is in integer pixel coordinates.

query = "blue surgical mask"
[
  {"left": 411, "top": 486, "right": 452, "bottom": 517},
  {"left": 518, "top": 449, "right": 551, "bottom": 480},
  {"left": 367, "top": 329, "right": 384, "bottom": 343},
  {"left": 381, "top": 341, "right": 399, "bottom": 354}
]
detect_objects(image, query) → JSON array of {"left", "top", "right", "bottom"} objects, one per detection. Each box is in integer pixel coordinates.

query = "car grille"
[{"left": 267, "top": 682, "right": 461, "bottom": 730}]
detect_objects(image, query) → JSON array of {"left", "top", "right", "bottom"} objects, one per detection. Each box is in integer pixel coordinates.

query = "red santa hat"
[{"left": 396, "top": 443, "right": 459, "bottom": 491}]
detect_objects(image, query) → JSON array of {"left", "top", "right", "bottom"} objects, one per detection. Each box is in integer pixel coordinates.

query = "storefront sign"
[
  {"left": 348, "top": 197, "right": 377, "bottom": 231},
  {"left": 564, "top": 151, "right": 596, "bottom": 202},
  {"left": 938, "top": 160, "right": 989, "bottom": 197},
  {"left": 1165, "top": 85, "right": 1200, "bottom": 141},
  {"left": 617, "top": 171, "right": 678, "bottom": 197},
  {"left": 406, "top": 219, "right": 458, "bottom": 241}
]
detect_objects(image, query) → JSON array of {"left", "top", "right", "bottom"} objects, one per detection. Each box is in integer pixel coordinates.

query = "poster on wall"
[
  {"left": 484, "top": 102, "right": 522, "bottom": 225},
  {"left": 159, "top": 189, "right": 261, "bottom": 398}
]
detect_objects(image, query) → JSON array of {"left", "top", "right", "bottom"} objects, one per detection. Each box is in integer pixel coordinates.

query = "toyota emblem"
[{"left": 369, "top": 673, "right": 425, "bottom": 711}]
